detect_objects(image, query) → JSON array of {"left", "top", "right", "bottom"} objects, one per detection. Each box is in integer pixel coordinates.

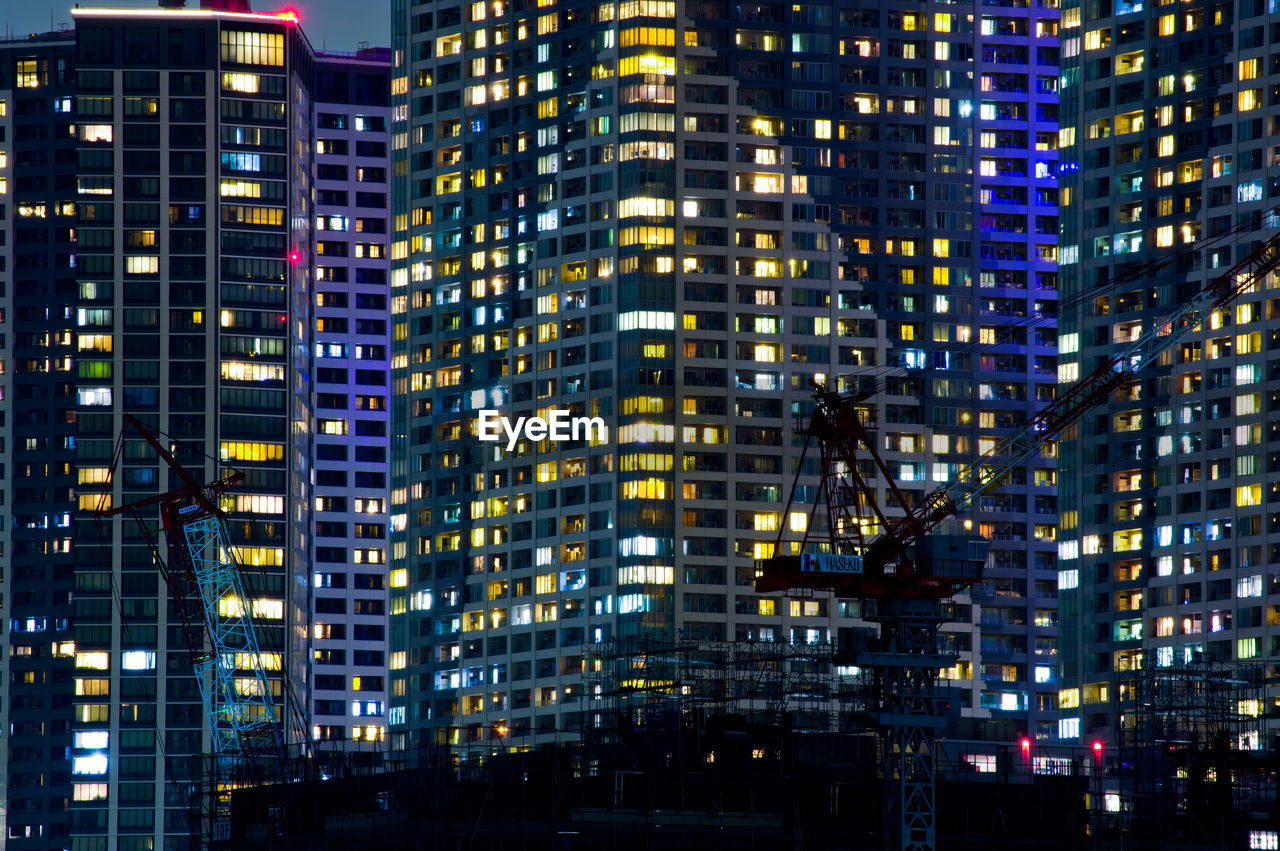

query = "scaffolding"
[
  {"left": 583, "top": 636, "right": 867, "bottom": 740},
  {"left": 1119, "top": 659, "right": 1279, "bottom": 847}
]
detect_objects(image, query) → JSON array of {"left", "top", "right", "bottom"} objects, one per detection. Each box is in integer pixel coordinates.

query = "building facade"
[
  {"left": 389, "top": 0, "right": 1061, "bottom": 748},
  {"left": 310, "top": 47, "right": 394, "bottom": 747},
  {"left": 0, "top": 31, "right": 79, "bottom": 851},
  {"left": 1057, "top": 0, "right": 1279, "bottom": 742},
  {"left": 68, "top": 7, "right": 314, "bottom": 849}
]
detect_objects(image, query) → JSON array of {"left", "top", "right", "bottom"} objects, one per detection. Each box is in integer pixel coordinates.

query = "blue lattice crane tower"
[{"left": 93, "top": 414, "right": 294, "bottom": 847}]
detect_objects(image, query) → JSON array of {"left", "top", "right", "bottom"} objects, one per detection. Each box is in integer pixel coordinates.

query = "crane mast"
[{"left": 757, "top": 232, "right": 1280, "bottom": 851}]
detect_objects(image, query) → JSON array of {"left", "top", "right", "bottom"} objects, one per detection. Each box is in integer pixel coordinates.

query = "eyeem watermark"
[{"left": 478, "top": 410, "right": 607, "bottom": 451}]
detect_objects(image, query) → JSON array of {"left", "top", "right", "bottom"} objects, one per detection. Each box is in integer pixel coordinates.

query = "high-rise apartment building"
[
  {"left": 1058, "top": 0, "right": 1277, "bottom": 741},
  {"left": 68, "top": 7, "right": 314, "bottom": 849},
  {"left": 389, "top": 0, "right": 1061, "bottom": 748},
  {"left": 310, "top": 47, "right": 394, "bottom": 746},
  {"left": 0, "top": 31, "right": 79, "bottom": 851}
]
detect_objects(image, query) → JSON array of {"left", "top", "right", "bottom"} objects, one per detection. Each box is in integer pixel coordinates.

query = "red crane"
[{"left": 757, "top": 233, "right": 1280, "bottom": 851}]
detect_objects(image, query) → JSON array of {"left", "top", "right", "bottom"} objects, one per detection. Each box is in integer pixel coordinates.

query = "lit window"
[
  {"left": 72, "top": 755, "right": 109, "bottom": 776},
  {"left": 221, "top": 31, "right": 285, "bottom": 66},
  {"left": 121, "top": 651, "right": 156, "bottom": 671},
  {"left": 15, "top": 59, "right": 41, "bottom": 88},
  {"left": 963, "top": 754, "right": 996, "bottom": 773}
]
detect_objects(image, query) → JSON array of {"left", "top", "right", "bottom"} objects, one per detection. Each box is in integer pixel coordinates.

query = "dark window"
[
  {"left": 316, "top": 470, "right": 347, "bottom": 487},
  {"left": 78, "top": 28, "right": 115, "bottom": 64},
  {"left": 168, "top": 30, "right": 207, "bottom": 66},
  {"left": 122, "top": 70, "right": 159, "bottom": 92},
  {"left": 314, "top": 597, "right": 346, "bottom": 614},
  {"left": 317, "top": 368, "right": 347, "bottom": 384},
  {"left": 355, "top": 446, "right": 385, "bottom": 463},
  {"left": 123, "top": 28, "right": 160, "bottom": 64},
  {"left": 170, "top": 99, "right": 206, "bottom": 122},
  {"left": 315, "top": 444, "right": 346, "bottom": 461},
  {"left": 170, "top": 125, "right": 206, "bottom": 147}
]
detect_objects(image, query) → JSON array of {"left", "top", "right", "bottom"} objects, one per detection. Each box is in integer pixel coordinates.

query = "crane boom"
[{"left": 896, "top": 231, "right": 1280, "bottom": 551}]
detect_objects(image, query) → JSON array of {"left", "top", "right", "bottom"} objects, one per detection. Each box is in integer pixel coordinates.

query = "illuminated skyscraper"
[
  {"left": 389, "top": 0, "right": 1060, "bottom": 751},
  {"left": 0, "top": 31, "right": 78, "bottom": 851},
  {"left": 310, "top": 46, "right": 394, "bottom": 747},
  {"left": 1057, "top": 0, "right": 1277, "bottom": 742},
  {"left": 69, "top": 7, "right": 314, "bottom": 849}
]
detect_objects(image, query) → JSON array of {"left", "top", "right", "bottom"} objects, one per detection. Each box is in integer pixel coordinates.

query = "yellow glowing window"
[
  {"left": 223, "top": 205, "right": 284, "bottom": 226},
  {"left": 618, "top": 197, "right": 673, "bottom": 218},
  {"left": 231, "top": 547, "right": 284, "bottom": 568},
  {"left": 78, "top": 467, "right": 110, "bottom": 485},
  {"left": 79, "top": 494, "right": 110, "bottom": 511},
  {"left": 221, "top": 361, "right": 285, "bottom": 382},
  {"left": 620, "top": 26, "right": 674, "bottom": 46},
  {"left": 75, "top": 652, "right": 110, "bottom": 670},
  {"left": 220, "top": 180, "right": 263, "bottom": 199},
  {"left": 753, "top": 513, "right": 779, "bottom": 532},
  {"left": 1083, "top": 28, "right": 1109, "bottom": 50},
  {"left": 219, "top": 441, "right": 284, "bottom": 462},
  {"left": 220, "top": 31, "right": 285, "bottom": 66},
  {"left": 1238, "top": 89, "right": 1260, "bottom": 111},
  {"left": 618, "top": 54, "right": 675, "bottom": 76},
  {"left": 15, "top": 59, "right": 41, "bottom": 88},
  {"left": 222, "top": 72, "right": 264, "bottom": 93},
  {"left": 1237, "top": 484, "right": 1262, "bottom": 506}
]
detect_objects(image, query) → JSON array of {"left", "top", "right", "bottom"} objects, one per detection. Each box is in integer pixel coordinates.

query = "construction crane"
[
  {"left": 93, "top": 414, "right": 290, "bottom": 847},
  {"left": 757, "top": 233, "right": 1280, "bottom": 851}
]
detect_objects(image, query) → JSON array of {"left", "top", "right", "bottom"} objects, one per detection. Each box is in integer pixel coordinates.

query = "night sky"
[{"left": 4, "top": 0, "right": 391, "bottom": 52}]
